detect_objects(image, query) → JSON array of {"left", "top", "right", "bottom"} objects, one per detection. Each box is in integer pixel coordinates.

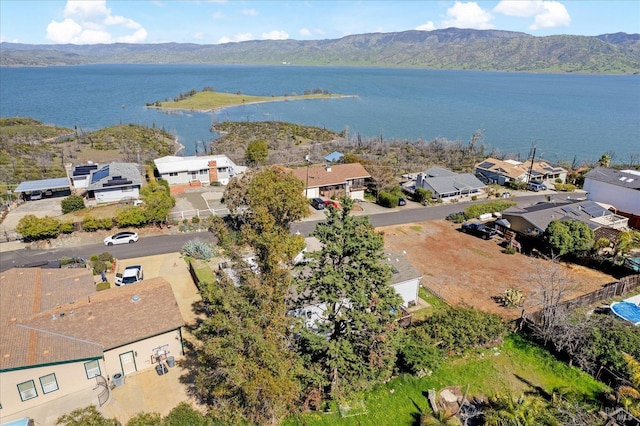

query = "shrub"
[
  {"left": 91, "top": 260, "right": 109, "bottom": 274},
  {"left": 421, "top": 306, "right": 508, "bottom": 354},
  {"left": 503, "top": 246, "right": 517, "bottom": 255},
  {"left": 192, "top": 216, "right": 200, "bottom": 224},
  {"left": 464, "top": 200, "right": 516, "bottom": 219},
  {"left": 116, "top": 206, "right": 147, "bottom": 228},
  {"left": 378, "top": 191, "right": 399, "bottom": 208},
  {"left": 82, "top": 215, "right": 99, "bottom": 232},
  {"left": 413, "top": 187, "right": 432, "bottom": 204},
  {"left": 471, "top": 195, "right": 478, "bottom": 201},
  {"left": 61, "top": 195, "right": 85, "bottom": 214},
  {"left": 497, "top": 288, "right": 525, "bottom": 308},
  {"left": 163, "top": 402, "right": 211, "bottom": 426},
  {"left": 60, "top": 221, "right": 74, "bottom": 234},
  {"left": 554, "top": 183, "right": 576, "bottom": 192},
  {"left": 16, "top": 215, "right": 61, "bottom": 241},
  {"left": 96, "top": 282, "right": 110, "bottom": 291},
  {"left": 98, "top": 217, "right": 114, "bottom": 230},
  {"left": 97, "top": 252, "right": 114, "bottom": 262},
  {"left": 181, "top": 239, "right": 216, "bottom": 260},
  {"left": 445, "top": 211, "right": 467, "bottom": 223},
  {"left": 397, "top": 327, "right": 445, "bottom": 373}
]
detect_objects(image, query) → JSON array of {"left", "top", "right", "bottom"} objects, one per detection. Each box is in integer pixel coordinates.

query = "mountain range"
[{"left": 1, "top": 28, "right": 639, "bottom": 73}]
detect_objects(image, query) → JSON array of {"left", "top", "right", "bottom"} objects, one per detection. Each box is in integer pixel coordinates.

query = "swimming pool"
[{"left": 610, "top": 294, "right": 640, "bottom": 326}]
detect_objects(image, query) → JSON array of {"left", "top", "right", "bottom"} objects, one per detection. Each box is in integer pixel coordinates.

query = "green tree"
[
  {"left": 245, "top": 139, "right": 268, "bottom": 165},
  {"left": 115, "top": 205, "right": 147, "bottom": 228},
  {"left": 163, "top": 402, "right": 212, "bottom": 426},
  {"left": 61, "top": 194, "right": 86, "bottom": 214},
  {"left": 16, "top": 214, "right": 61, "bottom": 241},
  {"left": 195, "top": 267, "right": 303, "bottom": 424},
  {"left": 125, "top": 412, "right": 163, "bottom": 426},
  {"left": 224, "top": 166, "right": 308, "bottom": 271},
  {"left": 414, "top": 187, "right": 432, "bottom": 204},
  {"left": 56, "top": 405, "right": 120, "bottom": 426},
  {"left": 140, "top": 181, "right": 175, "bottom": 226},
  {"left": 544, "top": 219, "right": 594, "bottom": 256},
  {"left": 617, "top": 353, "right": 640, "bottom": 417},
  {"left": 293, "top": 198, "right": 403, "bottom": 400}
]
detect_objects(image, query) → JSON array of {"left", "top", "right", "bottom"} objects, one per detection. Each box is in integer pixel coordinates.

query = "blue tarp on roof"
[
  {"left": 14, "top": 178, "right": 70, "bottom": 193},
  {"left": 324, "top": 151, "right": 344, "bottom": 162}
]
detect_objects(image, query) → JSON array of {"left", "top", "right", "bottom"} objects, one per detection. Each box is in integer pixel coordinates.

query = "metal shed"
[{"left": 13, "top": 178, "right": 70, "bottom": 196}]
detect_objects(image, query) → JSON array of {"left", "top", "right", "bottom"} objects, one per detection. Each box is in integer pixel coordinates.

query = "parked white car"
[{"left": 103, "top": 231, "right": 139, "bottom": 246}]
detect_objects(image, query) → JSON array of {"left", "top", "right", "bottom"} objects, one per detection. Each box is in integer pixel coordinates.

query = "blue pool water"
[{"left": 611, "top": 301, "right": 640, "bottom": 325}]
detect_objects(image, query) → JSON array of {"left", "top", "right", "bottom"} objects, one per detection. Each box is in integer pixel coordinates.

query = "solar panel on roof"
[
  {"left": 91, "top": 166, "right": 109, "bottom": 184},
  {"left": 478, "top": 161, "right": 495, "bottom": 169}
]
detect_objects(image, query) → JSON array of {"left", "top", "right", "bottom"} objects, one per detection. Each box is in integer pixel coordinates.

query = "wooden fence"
[{"left": 525, "top": 274, "right": 640, "bottom": 325}]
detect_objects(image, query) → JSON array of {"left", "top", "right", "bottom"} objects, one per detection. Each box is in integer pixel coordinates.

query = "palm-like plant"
[
  {"left": 617, "top": 353, "right": 640, "bottom": 417},
  {"left": 484, "top": 393, "right": 558, "bottom": 426}
]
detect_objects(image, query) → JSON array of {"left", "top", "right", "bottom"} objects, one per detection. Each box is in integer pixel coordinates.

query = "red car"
[{"left": 323, "top": 199, "right": 340, "bottom": 209}]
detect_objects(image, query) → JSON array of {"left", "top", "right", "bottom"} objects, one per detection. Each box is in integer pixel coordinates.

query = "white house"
[
  {"left": 86, "top": 162, "right": 144, "bottom": 204},
  {"left": 0, "top": 269, "right": 184, "bottom": 422},
  {"left": 66, "top": 162, "right": 99, "bottom": 191},
  {"left": 583, "top": 167, "right": 640, "bottom": 216},
  {"left": 474, "top": 158, "right": 567, "bottom": 185},
  {"left": 154, "top": 155, "right": 246, "bottom": 186}
]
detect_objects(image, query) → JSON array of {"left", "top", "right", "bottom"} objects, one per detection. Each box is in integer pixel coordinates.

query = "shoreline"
[{"left": 149, "top": 94, "right": 358, "bottom": 115}]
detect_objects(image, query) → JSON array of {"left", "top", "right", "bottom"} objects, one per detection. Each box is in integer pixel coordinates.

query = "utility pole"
[
  {"left": 305, "top": 152, "right": 310, "bottom": 198},
  {"left": 528, "top": 146, "right": 536, "bottom": 185}
]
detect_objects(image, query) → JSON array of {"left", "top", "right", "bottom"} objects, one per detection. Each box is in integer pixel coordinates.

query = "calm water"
[{"left": 1, "top": 64, "right": 638, "bottom": 163}]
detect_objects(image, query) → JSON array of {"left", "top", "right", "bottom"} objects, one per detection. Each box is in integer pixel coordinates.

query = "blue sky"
[{"left": 1, "top": 1, "right": 638, "bottom": 45}]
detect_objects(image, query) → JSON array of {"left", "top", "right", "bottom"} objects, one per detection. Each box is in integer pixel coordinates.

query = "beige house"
[
  {"left": 290, "top": 163, "right": 371, "bottom": 200},
  {"left": 474, "top": 157, "right": 567, "bottom": 186},
  {"left": 0, "top": 269, "right": 184, "bottom": 420}
]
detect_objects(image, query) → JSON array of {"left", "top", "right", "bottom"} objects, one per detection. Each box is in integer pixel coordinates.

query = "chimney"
[
  {"left": 208, "top": 160, "right": 218, "bottom": 184},
  {"left": 325, "top": 164, "right": 332, "bottom": 172}
]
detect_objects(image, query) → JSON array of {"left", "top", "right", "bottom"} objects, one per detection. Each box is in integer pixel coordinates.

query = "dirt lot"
[{"left": 380, "top": 220, "right": 616, "bottom": 320}]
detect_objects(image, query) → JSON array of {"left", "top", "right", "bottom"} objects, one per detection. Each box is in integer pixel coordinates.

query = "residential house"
[
  {"left": 13, "top": 178, "right": 71, "bottom": 201},
  {"left": 66, "top": 162, "right": 99, "bottom": 191},
  {"left": 153, "top": 155, "right": 246, "bottom": 186},
  {"left": 414, "top": 167, "right": 486, "bottom": 200},
  {"left": 500, "top": 200, "right": 628, "bottom": 237},
  {"left": 583, "top": 167, "right": 640, "bottom": 219},
  {"left": 0, "top": 269, "right": 184, "bottom": 421},
  {"left": 290, "top": 163, "right": 370, "bottom": 200},
  {"left": 86, "top": 163, "right": 143, "bottom": 204},
  {"left": 474, "top": 158, "right": 566, "bottom": 186}
]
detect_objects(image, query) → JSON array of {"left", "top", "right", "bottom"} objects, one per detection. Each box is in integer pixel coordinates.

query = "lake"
[{"left": 1, "top": 64, "right": 638, "bottom": 163}]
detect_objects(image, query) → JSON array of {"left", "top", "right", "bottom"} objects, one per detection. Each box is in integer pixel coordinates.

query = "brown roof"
[
  {"left": 1, "top": 269, "right": 183, "bottom": 371},
  {"left": 290, "top": 163, "right": 371, "bottom": 188}
]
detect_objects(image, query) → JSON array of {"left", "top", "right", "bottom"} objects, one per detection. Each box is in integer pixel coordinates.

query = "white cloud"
[
  {"left": 218, "top": 33, "right": 253, "bottom": 44},
  {"left": 441, "top": 2, "right": 495, "bottom": 30},
  {"left": 416, "top": 21, "right": 436, "bottom": 31},
  {"left": 46, "top": 0, "right": 148, "bottom": 44},
  {"left": 299, "top": 28, "right": 312, "bottom": 37},
  {"left": 242, "top": 8, "right": 258, "bottom": 16},
  {"left": 494, "top": 1, "right": 570, "bottom": 29},
  {"left": 262, "top": 30, "right": 289, "bottom": 40}
]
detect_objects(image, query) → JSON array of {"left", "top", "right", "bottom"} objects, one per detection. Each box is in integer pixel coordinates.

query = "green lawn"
[{"left": 284, "top": 334, "right": 609, "bottom": 425}]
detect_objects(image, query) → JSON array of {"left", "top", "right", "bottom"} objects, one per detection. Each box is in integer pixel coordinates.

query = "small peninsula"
[{"left": 147, "top": 88, "right": 354, "bottom": 113}]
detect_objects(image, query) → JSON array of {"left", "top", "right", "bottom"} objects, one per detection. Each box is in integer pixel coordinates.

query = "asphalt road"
[{"left": 0, "top": 194, "right": 550, "bottom": 272}]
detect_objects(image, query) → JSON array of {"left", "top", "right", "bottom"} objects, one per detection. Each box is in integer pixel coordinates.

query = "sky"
[{"left": 1, "top": 1, "right": 638, "bottom": 45}]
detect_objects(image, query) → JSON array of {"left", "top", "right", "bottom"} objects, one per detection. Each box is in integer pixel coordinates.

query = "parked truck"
[{"left": 115, "top": 265, "right": 144, "bottom": 286}]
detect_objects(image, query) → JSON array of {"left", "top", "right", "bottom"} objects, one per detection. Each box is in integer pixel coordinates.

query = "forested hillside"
[{"left": 2, "top": 28, "right": 639, "bottom": 73}]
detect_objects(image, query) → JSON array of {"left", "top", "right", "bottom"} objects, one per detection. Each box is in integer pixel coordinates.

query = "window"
[
  {"left": 169, "top": 172, "right": 178, "bottom": 177},
  {"left": 17, "top": 380, "right": 37, "bottom": 401},
  {"left": 39, "top": 373, "right": 59, "bottom": 394},
  {"left": 199, "top": 169, "right": 208, "bottom": 175},
  {"left": 84, "top": 360, "right": 101, "bottom": 379}
]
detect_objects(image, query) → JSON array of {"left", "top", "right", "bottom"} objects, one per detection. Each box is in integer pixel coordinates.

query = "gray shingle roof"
[
  {"left": 421, "top": 173, "right": 486, "bottom": 195},
  {"left": 86, "top": 162, "right": 143, "bottom": 191},
  {"left": 584, "top": 167, "right": 640, "bottom": 190}
]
